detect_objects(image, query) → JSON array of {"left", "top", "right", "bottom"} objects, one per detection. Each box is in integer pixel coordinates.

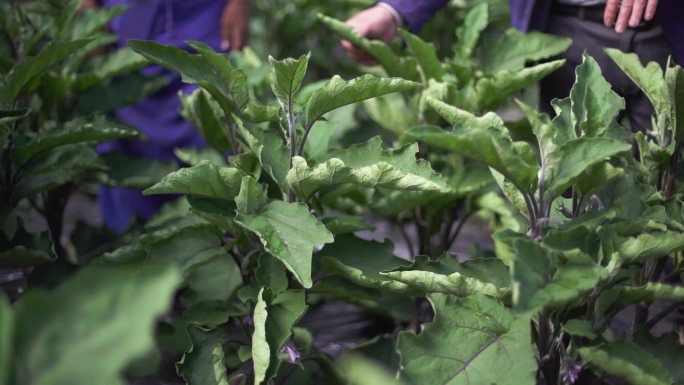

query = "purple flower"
[
  {"left": 560, "top": 363, "right": 582, "bottom": 384},
  {"left": 281, "top": 343, "right": 301, "bottom": 362}
]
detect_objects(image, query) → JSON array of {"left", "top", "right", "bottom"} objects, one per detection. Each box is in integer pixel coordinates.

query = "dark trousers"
[{"left": 540, "top": 12, "right": 672, "bottom": 131}]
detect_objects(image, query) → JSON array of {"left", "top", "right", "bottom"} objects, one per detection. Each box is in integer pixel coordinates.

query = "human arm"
[
  {"left": 342, "top": 0, "right": 448, "bottom": 65},
  {"left": 220, "top": 0, "right": 250, "bottom": 51},
  {"left": 603, "top": 0, "right": 658, "bottom": 33}
]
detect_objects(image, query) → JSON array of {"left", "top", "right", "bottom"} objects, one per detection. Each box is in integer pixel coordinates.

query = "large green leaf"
[
  {"left": 182, "top": 252, "right": 243, "bottom": 305},
  {"left": 1, "top": 39, "right": 91, "bottom": 106},
  {"left": 543, "top": 137, "right": 631, "bottom": 199},
  {"left": 269, "top": 54, "right": 310, "bottom": 110},
  {"left": 383, "top": 254, "right": 510, "bottom": 298},
  {"left": 454, "top": 3, "right": 488, "bottom": 62},
  {"left": 478, "top": 29, "right": 571, "bottom": 74},
  {"left": 473, "top": 60, "right": 565, "bottom": 111},
  {"left": 235, "top": 201, "right": 334, "bottom": 288},
  {"left": 304, "top": 75, "right": 420, "bottom": 129},
  {"left": 410, "top": 99, "right": 537, "bottom": 192},
  {"left": 13, "top": 263, "right": 181, "bottom": 385},
  {"left": 144, "top": 161, "right": 243, "bottom": 200},
  {"left": 11, "top": 116, "right": 139, "bottom": 166},
  {"left": 239, "top": 125, "right": 290, "bottom": 193},
  {"left": 287, "top": 137, "right": 449, "bottom": 199},
  {"left": 579, "top": 342, "right": 675, "bottom": 385},
  {"left": 605, "top": 48, "right": 668, "bottom": 118},
  {"left": 128, "top": 40, "right": 248, "bottom": 116},
  {"left": 511, "top": 238, "right": 607, "bottom": 315},
  {"left": 180, "top": 89, "right": 231, "bottom": 152},
  {"left": 399, "top": 30, "right": 444, "bottom": 82},
  {"left": 595, "top": 283, "right": 684, "bottom": 316},
  {"left": 177, "top": 326, "right": 229, "bottom": 385},
  {"left": 0, "top": 295, "right": 12, "bottom": 385},
  {"left": 570, "top": 53, "right": 625, "bottom": 137},
  {"left": 616, "top": 231, "right": 684, "bottom": 262},
  {"left": 319, "top": 234, "right": 411, "bottom": 294},
  {"left": 635, "top": 331, "right": 684, "bottom": 383},
  {"left": 235, "top": 175, "right": 267, "bottom": 215},
  {"left": 74, "top": 47, "right": 147, "bottom": 91},
  {"left": 317, "top": 14, "right": 418, "bottom": 80},
  {"left": 397, "top": 294, "right": 536, "bottom": 385},
  {"left": 666, "top": 62, "right": 684, "bottom": 138}
]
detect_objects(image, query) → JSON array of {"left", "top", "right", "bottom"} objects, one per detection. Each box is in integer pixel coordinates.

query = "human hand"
[
  {"left": 221, "top": 0, "right": 250, "bottom": 51},
  {"left": 342, "top": 5, "right": 398, "bottom": 66},
  {"left": 604, "top": 0, "right": 658, "bottom": 33},
  {"left": 79, "top": 0, "right": 98, "bottom": 10}
]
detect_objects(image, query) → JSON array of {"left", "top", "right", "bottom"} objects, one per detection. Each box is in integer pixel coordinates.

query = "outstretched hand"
[
  {"left": 342, "top": 5, "right": 398, "bottom": 66},
  {"left": 604, "top": 0, "right": 658, "bottom": 33},
  {"left": 221, "top": 0, "right": 250, "bottom": 51}
]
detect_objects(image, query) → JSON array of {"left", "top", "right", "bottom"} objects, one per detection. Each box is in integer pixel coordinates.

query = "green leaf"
[
  {"left": 319, "top": 235, "right": 412, "bottom": 294},
  {"left": 570, "top": 53, "right": 626, "bottom": 137},
  {"left": 666, "top": 62, "right": 684, "bottom": 139},
  {"left": 322, "top": 215, "right": 375, "bottom": 235},
  {"left": 563, "top": 319, "right": 597, "bottom": 339},
  {"left": 239, "top": 125, "right": 290, "bottom": 193},
  {"left": 101, "top": 152, "right": 177, "bottom": 189},
  {"left": 511, "top": 238, "right": 607, "bottom": 315},
  {"left": 0, "top": 294, "right": 12, "bottom": 385},
  {"left": 635, "top": 331, "right": 684, "bottom": 383},
  {"left": 252, "top": 289, "right": 308, "bottom": 384},
  {"left": 0, "top": 246, "right": 55, "bottom": 268},
  {"left": 128, "top": 40, "right": 248, "bottom": 117},
  {"left": 454, "top": 3, "right": 488, "bottom": 62},
  {"left": 235, "top": 175, "right": 267, "bottom": 215},
  {"left": 579, "top": 342, "right": 675, "bottom": 385},
  {"left": 317, "top": 14, "right": 418, "bottom": 80},
  {"left": 182, "top": 253, "right": 243, "bottom": 305},
  {"left": 1, "top": 39, "right": 92, "bottom": 106},
  {"left": 177, "top": 326, "right": 230, "bottom": 385},
  {"left": 544, "top": 137, "right": 631, "bottom": 199},
  {"left": 76, "top": 73, "right": 168, "bottom": 115},
  {"left": 383, "top": 255, "right": 510, "bottom": 298},
  {"left": 235, "top": 201, "right": 334, "bottom": 288},
  {"left": 0, "top": 108, "right": 30, "bottom": 125},
  {"left": 473, "top": 60, "right": 565, "bottom": 111},
  {"left": 399, "top": 30, "right": 444, "bottom": 82},
  {"left": 13, "top": 263, "right": 181, "bottom": 385},
  {"left": 144, "top": 161, "right": 243, "bottom": 200},
  {"left": 180, "top": 89, "right": 232, "bottom": 152},
  {"left": 616, "top": 231, "right": 684, "bottom": 262},
  {"left": 74, "top": 47, "right": 147, "bottom": 91},
  {"left": 183, "top": 300, "right": 247, "bottom": 326},
  {"left": 479, "top": 29, "right": 571, "bottom": 74},
  {"left": 269, "top": 53, "right": 310, "bottom": 110},
  {"left": 287, "top": 138, "right": 450, "bottom": 199},
  {"left": 304, "top": 75, "right": 420, "bottom": 129},
  {"left": 596, "top": 283, "right": 684, "bottom": 316},
  {"left": 397, "top": 294, "right": 536, "bottom": 385},
  {"left": 252, "top": 289, "right": 270, "bottom": 385},
  {"left": 174, "top": 148, "right": 226, "bottom": 167},
  {"left": 410, "top": 100, "right": 538, "bottom": 192},
  {"left": 343, "top": 354, "right": 407, "bottom": 385},
  {"left": 605, "top": 48, "right": 668, "bottom": 118},
  {"left": 11, "top": 116, "right": 139, "bottom": 166}
]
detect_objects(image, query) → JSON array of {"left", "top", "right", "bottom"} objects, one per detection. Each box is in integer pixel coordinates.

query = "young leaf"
[
  {"left": 398, "top": 30, "right": 444, "bottom": 82},
  {"left": 605, "top": 48, "right": 669, "bottom": 117},
  {"left": 383, "top": 255, "right": 510, "bottom": 298},
  {"left": 304, "top": 75, "right": 420, "bottom": 129},
  {"left": 269, "top": 54, "right": 310, "bottom": 110},
  {"left": 322, "top": 215, "right": 375, "bottom": 235},
  {"left": 180, "top": 89, "right": 232, "bottom": 152},
  {"left": 13, "top": 263, "right": 181, "bottom": 385},
  {"left": 177, "top": 327, "right": 230, "bottom": 385},
  {"left": 571, "top": 53, "right": 625, "bottom": 137},
  {"left": 74, "top": 47, "right": 148, "bottom": 92},
  {"left": 595, "top": 283, "right": 684, "bottom": 316},
  {"left": 235, "top": 201, "right": 334, "bottom": 288},
  {"left": 666, "top": 62, "right": 684, "bottom": 139},
  {"left": 397, "top": 294, "right": 536, "bottom": 385},
  {"left": 144, "top": 161, "right": 243, "bottom": 200},
  {"left": 478, "top": 29, "right": 571, "bottom": 74},
  {"left": 616, "top": 231, "right": 684, "bottom": 262},
  {"left": 236, "top": 175, "right": 267, "bottom": 215},
  {"left": 579, "top": 342, "right": 675, "bottom": 385},
  {"left": 511, "top": 238, "right": 608, "bottom": 315},
  {"left": 410, "top": 99, "right": 538, "bottom": 192},
  {"left": 253, "top": 289, "right": 270, "bottom": 385},
  {"left": 1, "top": 39, "right": 92, "bottom": 106},
  {"left": 454, "top": 3, "right": 488, "bottom": 62}
]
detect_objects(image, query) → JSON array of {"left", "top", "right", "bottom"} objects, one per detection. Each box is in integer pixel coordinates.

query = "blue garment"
[{"left": 99, "top": 0, "right": 228, "bottom": 233}]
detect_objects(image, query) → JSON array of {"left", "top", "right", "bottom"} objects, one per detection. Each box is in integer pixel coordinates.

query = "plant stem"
[
  {"left": 646, "top": 302, "right": 679, "bottom": 329},
  {"left": 296, "top": 122, "right": 313, "bottom": 157},
  {"left": 287, "top": 98, "right": 296, "bottom": 203}
]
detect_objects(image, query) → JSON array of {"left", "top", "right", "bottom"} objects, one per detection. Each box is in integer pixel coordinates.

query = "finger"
[
  {"left": 629, "top": 0, "right": 646, "bottom": 27},
  {"left": 604, "top": 0, "right": 620, "bottom": 26},
  {"left": 220, "top": 21, "right": 230, "bottom": 51},
  {"left": 616, "top": 0, "right": 635, "bottom": 33},
  {"left": 644, "top": 0, "right": 658, "bottom": 20},
  {"left": 342, "top": 40, "right": 378, "bottom": 65}
]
